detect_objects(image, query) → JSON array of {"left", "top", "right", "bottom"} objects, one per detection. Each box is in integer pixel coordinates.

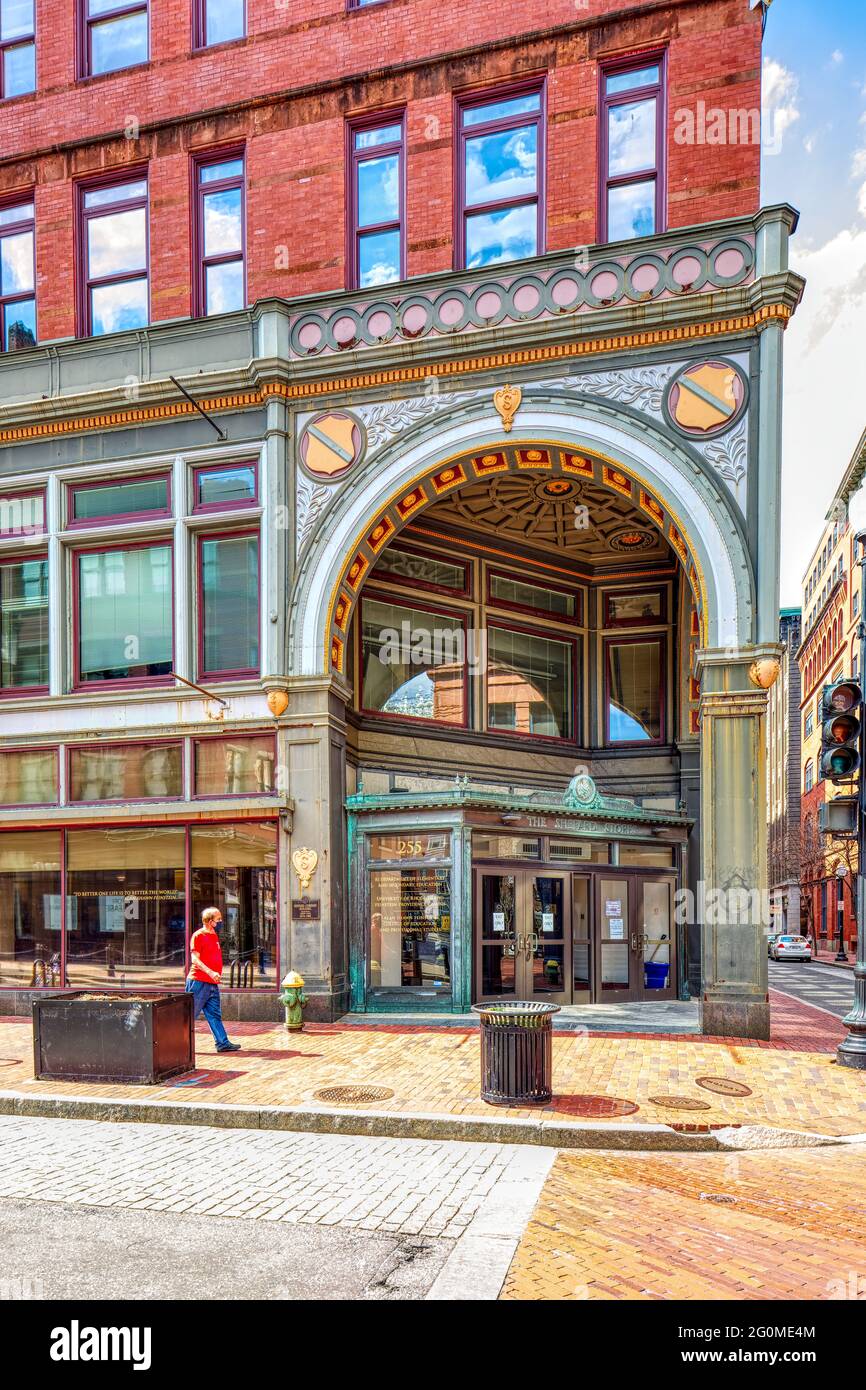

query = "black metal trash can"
[{"left": 471, "top": 1001, "right": 561, "bottom": 1106}]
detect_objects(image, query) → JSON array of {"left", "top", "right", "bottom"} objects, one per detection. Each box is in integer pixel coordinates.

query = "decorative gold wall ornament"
[
  {"left": 267, "top": 689, "right": 289, "bottom": 717},
  {"left": 493, "top": 384, "right": 522, "bottom": 432},
  {"left": 748, "top": 657, "right": 781, "bottom": 690},
  {"left": 292, "top": 848, "right": 319, "bottom": 893}
]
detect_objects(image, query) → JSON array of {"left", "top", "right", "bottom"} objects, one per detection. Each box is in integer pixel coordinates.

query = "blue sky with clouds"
[{"left": 761, "top": 0, "right": 866, "bottom": 601}]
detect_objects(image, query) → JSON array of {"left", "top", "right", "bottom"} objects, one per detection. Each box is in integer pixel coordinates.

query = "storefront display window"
[
  {"left": 360, "top": 598, "right": 466, "bottom": 725},
  {"left": 606, "top": 637, "right": 663, "bottom": 743},
  {"left": 65, "top": 827, "right": 187, "bottom": 988},
  {"left": 369, "top": 865, "right": 452, "bottom": 990},
  {"left": 486, "top": 626, "right": 573, "bottom": 739},
  {"left": 191, "top": 822, "right": 277, "bottom": 987},
  {"left": 194, "top": 734, "right": 276, "bottom": 796},
  {"left": 0, "top": 748, "right": 58, "bottom": 806},
  {"left": 69, "top": 742, "right": 183, "bottom": 802},
  {"left": 0, "top": 830, "right": 61, "bottom": 987}
]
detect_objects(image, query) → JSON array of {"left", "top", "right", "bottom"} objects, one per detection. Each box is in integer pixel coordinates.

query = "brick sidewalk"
[
  {"left": 500, "top": 1144, "right": 866, "bottom": 1300},
  {"left": 0, "top": 988, "right": 863, "bottom": 1139}
]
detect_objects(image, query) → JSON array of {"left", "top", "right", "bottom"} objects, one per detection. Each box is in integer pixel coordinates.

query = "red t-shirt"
[{"left": 189, "top": 926, "right": 223, "bottom": 983}]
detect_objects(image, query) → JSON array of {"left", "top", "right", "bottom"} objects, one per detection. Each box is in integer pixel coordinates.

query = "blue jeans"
[{"left": 185, "top": 980, "right": 230, "bottom": 1049}]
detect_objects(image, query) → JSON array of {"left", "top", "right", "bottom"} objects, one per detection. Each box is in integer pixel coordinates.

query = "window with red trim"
[
  {"left": 456, "top": 84, "right": 544, "bottom": 270},
  {"left": 193, "top": 151, "right": 246, "bottom": 316},
  {"left": 600, "top": 55, "right": 665, "bottom": 242},
  {"left": 0, "top": 551, "right": 48, "bottom": 692},
  {"left": 0, "top": 198, "right": 35, "bottom": 350},
  {"left": 348, "top": 114, "right": 404, "bottom": 289},
  {"left": 79, "top": 0, "right": 148, "bottom": 79},
  {"left": 1, "top": 0, "right": 35, "bottom": 99},
  {"left": 75, "top": 541, "right": 173, "bottom": 686},
  {"left": 78, "top": 175, "right": 148, "bottom": 337},
  {"left": 198, "top": 530, "right": 260, "bottom": 679},
  {"left": 193, "top": 0, "right": 245, "bottom": 48},
  {"left": 192, "top": 461, "right": 257, "bottom": 513},
  {"left": 605, "top": 636, "right": 665, "bottom": 744}
]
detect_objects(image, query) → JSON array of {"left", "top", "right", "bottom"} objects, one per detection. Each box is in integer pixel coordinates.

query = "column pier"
[{"left": 697, "top": 647, "right": 779, "bottom": 1040}]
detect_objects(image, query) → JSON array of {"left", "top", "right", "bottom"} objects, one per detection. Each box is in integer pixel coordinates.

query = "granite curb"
[{"left": 0, "top": 1089, "right": 850, "bottom": 1153}]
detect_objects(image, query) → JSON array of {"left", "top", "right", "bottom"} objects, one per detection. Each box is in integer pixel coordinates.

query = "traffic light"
[{"left": 820, "top": 679, "right": 863, "bottom": 783}]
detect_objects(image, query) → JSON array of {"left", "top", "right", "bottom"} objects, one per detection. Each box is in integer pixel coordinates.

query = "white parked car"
[{"left": 770, "top": 935, "right": 813, "bottom": 962}]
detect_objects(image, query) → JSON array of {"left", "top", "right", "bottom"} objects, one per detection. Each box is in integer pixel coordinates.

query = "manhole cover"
[
  {"left": 648, "top": 1095, "right": 711, "bottom": 1111},
  {"left": 696, "top": 1076, "right": 753, "bottom": 1097},
  {"left": 549, "top": 1094, "right": 639, "bottom": 1118},
  {"left": 313, "top": 1085, "right": 395, "bottom": 1106}
]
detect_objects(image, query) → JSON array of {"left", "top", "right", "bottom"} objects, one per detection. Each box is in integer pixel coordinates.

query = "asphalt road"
[{"left": 768, "top": 957, "right": 855, "bottom": 1019}]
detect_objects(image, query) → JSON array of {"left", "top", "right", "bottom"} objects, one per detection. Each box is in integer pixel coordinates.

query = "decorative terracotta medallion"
[
  {"left": 666, "top": 360, "right": 747, "bottom": 437},
  {"left": 299, "top": 410, "right": 365, "bottom": 480}
]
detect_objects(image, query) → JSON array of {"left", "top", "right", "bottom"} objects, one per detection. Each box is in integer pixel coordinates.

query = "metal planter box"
[{"left": 33, "top": 993, "right": 195, "bottom": 1084}]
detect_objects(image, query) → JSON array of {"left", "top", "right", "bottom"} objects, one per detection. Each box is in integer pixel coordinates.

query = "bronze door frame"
[{"left": 474, "top": 866, "right": 572, "bottom": 1003}]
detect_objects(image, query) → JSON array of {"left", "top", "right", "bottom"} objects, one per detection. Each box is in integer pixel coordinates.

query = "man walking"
[{"left": 185, "top": 907, "right": 241, "bottom": 1053}]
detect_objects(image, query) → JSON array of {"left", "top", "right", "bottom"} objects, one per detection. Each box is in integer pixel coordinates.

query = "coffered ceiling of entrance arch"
[{"left": 416, "top": 474, "right": 673, "bottom": 570}]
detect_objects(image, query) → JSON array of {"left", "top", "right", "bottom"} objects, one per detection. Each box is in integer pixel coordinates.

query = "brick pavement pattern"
[
  {"left": 0, "top": 1114, "right": 519, "bottom": 1241},
  {"left": 0, "top": 988, "right": 863, "bottom": 1138},
  {"left": 500, "top": 1144, "right": 866, "bottom": 1300}
]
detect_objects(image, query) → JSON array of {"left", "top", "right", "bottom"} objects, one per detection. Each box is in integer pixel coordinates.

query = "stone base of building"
[{"left": 701, "top": 993, "right": 770, "bottom": 1041}]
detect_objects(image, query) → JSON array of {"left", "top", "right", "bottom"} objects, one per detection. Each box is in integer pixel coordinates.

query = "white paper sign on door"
[
  {"left": 492, "top": 912, "right": 506, "bottom": 934},
  {"left": 608, "top": 918, "right": 625, "bottom": 940},
  {"left": 542, "top": 912, "right": 555, "bottom": 934},
  {"left": 605, "top": 900, "right": 622, "bottom": 917}
]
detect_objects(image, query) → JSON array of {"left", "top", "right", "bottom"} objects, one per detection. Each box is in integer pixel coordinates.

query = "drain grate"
[
  {"left": 648, "top": 1094, "right": 711, "bottom": 1111},
  {"left": 699, "top": 1193, "right": 738, "bottom": 1204},
  {"left": 314, "top": 1085, "right": 395, "bottom": 1106},
  {"left": 696, "top": 1076, "right": 753, "bottom": 1097}
]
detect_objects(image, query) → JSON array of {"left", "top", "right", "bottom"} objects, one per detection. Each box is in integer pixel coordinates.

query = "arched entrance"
[{"left": 286, "top": 398, "right": 770, "bottom": 1034}]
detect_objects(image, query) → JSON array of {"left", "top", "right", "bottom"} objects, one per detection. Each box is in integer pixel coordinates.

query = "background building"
[
  {"left": 0, "top": 0, "right": 801, "bottom": 1035},
  {"left": 767, "top": 607, "right": 801, "bottom": 936}
]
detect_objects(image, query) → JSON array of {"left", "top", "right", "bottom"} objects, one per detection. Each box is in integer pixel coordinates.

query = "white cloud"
[
  {"left": 781, "top": 228, "right": 866, "bottom": 600},
  {"left": 762, "top": 56, "right": 801, "bottom": 153},
  {"left": 830, "top": 50, "right": 844, "bottom": 65}
]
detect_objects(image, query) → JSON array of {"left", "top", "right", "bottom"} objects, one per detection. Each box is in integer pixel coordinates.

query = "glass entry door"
[
  {"left": 638, "top": 877, "right": 676, "bottom": 1000},
  {"left": 596, "top": 874, "right": 632, "bottom": 1000},
  {"left": 477, "top": 871, "right": 570, "bottom": 1002}
]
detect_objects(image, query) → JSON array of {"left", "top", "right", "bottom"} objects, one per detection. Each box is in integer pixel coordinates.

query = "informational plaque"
[{"left": 292, "top": 897, "right": 321, "bottom": 921}]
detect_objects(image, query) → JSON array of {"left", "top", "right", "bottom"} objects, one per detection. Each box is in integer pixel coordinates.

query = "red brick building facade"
[{"left": 0, "top": 0, "right": 762, "bottom": 344}]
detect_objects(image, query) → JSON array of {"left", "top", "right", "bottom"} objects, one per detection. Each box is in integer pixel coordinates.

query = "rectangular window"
[
  {"left": 0, "top": 747, "right": 58, "bottom": 805},
  {"left": 603, "top": 588, "right": 666, "bottom": 628},
  {"left": 360, "top": 597, "right": 467, "bottom": 726},
  {"left": 349, "top": 115, "right": 404, "bottom": 288},
  {"left": 369, "top": 865, "right": 452, "bottom": 991},
  {"left": 65, "top": 827, "right": 186, "bottom": 988},
  {"left": 193, "top": 152, "right": 245, "bottom": 316},
  {"left": 79, "top": 175, "right": 148, "bottom": 337},
  {"left": 194, "top": 734, "right": 276, "bottom": 796},
  {"left": 372, "top": 543, "right": 469, "bottom": 596},
  {"left": 190, "top": 822, "right": 277, "bottom": 988},
  {"left": 804, "top": 711, "right": 813, "bottom": 739},
  {"left": 69, "top": 742, "right": 183, "bottom": 802},
  {"left": 368, "top": 832, "right": 451, "bottom": 863},
  {"left": 0, "top": 199, "right": 36, "bottom": 349},
  {"left": 0, "top": 488, "right": 43, "bottom": 536},
  {"left": 0, "top": 554, "right": 48, "bottom": 691},
  {"left": 0, "top": 0, "right": 35, "bottom": 98},
  {"left": 605, "top": 636, "right": 664, "bottom": 743},
  {"left": 600, "top": 55, "right": 665, "bottom": 242},
  {"left": 488, "top": 569, "right": 578, "bottom": 620},
  {"left": 76, "top": 542, "right": 173, "bottom": 685},
  {"left": 199, "top": 531, "right": 260, "bottom": 678},
  {"left": 193, "top": 461, "right": 257, "bottom": 512},
  {"left": 457, "top": 85, "right": 544, "bottom": 269},
  {"left": 193, "top": 0, "right": 245, "bottom": 48},
  {"left": 486, "top": 625, "right": 574, "bottom": 740},
  {"left": 80, "top": 0, "right": 148, "bottom": 78},
  {"left": 68, "top": 473, "right": 170, "bottom": 526},
  {"left": 0, "top": 830, "right": 61, "bottom": 987}
]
